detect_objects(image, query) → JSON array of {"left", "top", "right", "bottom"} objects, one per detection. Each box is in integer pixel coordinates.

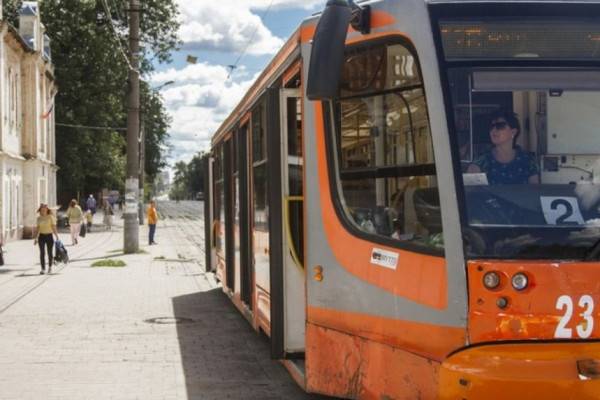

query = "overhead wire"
[
  {"left": 56, "top": 123, "right": 127, "bottom": 132},
  {"left": 110, "top": 0, "right": 125, "bottom": 24},
  {"left": 100, "top": 0, "right": 138, "bottom": 73},
  {"left": 227, "top": 0, "right": 275, "bottom": 79}
]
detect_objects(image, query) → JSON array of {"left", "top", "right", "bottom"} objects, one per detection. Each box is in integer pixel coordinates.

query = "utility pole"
[
  {"left": 124, "top": 0, "right": 140, "bottom": 253},
  {"left": 139, "top": 121, "right": 145, "bottom": 225}
]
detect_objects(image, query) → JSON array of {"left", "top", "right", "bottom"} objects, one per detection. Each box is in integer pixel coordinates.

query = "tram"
[{"left": 204, "top": 0, "right": 600, "bottom": 398}]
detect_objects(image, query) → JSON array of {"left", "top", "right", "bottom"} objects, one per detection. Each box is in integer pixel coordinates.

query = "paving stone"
[{"left": 0, "top": 202, "right": 328, "bottom": 400}]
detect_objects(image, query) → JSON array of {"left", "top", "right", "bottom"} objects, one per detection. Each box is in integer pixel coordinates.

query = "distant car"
[{"left": 195, "top": 192, "right": 204, "bottom": 201}]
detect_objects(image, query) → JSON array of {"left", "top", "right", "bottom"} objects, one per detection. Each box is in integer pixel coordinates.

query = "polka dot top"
[{"left": 472, "top": 147, "right": 539, "bottom": 185}]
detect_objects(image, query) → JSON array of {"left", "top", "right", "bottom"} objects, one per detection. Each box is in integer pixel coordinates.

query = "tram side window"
[
  {"left": 213, "top": 144, "right": 225, "bottom": 252},
  {"left": 333, "top": 41, "right": 443, "bottom": 251},
  {"left": 252, "top": 99, "right": 269, "bottom": 232}
]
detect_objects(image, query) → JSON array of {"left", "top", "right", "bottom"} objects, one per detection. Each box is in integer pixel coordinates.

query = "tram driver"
[{"left": 467, "top": 110, "right": 539, "bottom": 185}]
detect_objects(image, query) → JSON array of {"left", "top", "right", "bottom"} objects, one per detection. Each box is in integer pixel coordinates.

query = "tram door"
[
  {"left": 227, "top": 127, "right": 252, "bottom": 308},
  {"left": 223, "top": 137, "right": 234, "bottom": 292},
  {"left": 238, "top": 124, "right": 253, "bottom": 309},
  {"left": 203, "top": 154, "right": 215, "bottom": 273},
  {"left": 279, "top": 88, "right": 305, "bottom": 355}
]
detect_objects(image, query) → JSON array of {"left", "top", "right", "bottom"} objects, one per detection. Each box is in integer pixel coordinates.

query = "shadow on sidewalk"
[
  {"left": 0, "top": 268, "right": 24, "bottom": 274},
  {"left": 71, "top": 253, "right": 125, "bottom": 263},
  {"left": 171, "top": 287, "right": 327, "bottom": 400}
]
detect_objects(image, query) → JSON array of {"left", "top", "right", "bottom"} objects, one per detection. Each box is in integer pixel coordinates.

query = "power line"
[
  {"left": 56, "top": 122, "right": 127, "bottom": 131},
  {"left": 100, "top": 0, "right": 138, "bottom": 73},
  {"left": 110, "top": 0, "right": 125, "bottom": 23},
  {"left": 227, "top": 0, "right": 275, "bottom": 79}
]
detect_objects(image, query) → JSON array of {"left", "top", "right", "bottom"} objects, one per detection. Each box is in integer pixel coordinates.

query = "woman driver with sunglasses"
[{"left": 467, "top": 110, "right": 539, "bottom": 185}]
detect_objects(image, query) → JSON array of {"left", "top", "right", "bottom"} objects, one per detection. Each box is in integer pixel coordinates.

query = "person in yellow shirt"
[
  {"left": 147, "top": 200, "right": 158, "bottom": 245},
  {"left": 34, "top": 203, "right": 59, "bottom": 274},
  {"left": 66, "top": 199, "right": 84, "bottom": 245}
]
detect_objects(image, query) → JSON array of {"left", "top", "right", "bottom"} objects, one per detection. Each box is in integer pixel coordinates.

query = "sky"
[{"left": 149, "top": 0, "right": 324, "bottom": 170}]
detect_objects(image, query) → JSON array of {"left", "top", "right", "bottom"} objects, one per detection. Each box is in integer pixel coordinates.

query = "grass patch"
[
  {"left": 92, "top": 259, "right": 127, "bottom": 267},
  {"left": 106, "top": 248, "right": 123, "bottom": 254},
  {"left": 154, "top": 256, "right": 166, "bottom": 260}
]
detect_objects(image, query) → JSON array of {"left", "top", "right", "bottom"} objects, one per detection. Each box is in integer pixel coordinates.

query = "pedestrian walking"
[
  {"left": 66, "top": 199, "right": 84, "bottom": 245},
  {"left": 34, "top": 203, "right": 59, "bottom": 275},
  {"left": 147, "top": 200, "right": 158, "bottom": 245},
  {"left": 86, "top": 194, "right": 97, "bottom": 215},
  {"left": 85, "top": 210, "right": 93, "bottom": 232},
  {"left": 103, "top": 200, "right": 114, "bottom": 230}
]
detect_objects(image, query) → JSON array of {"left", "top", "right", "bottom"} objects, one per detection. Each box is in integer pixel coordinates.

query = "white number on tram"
[{"left": 554, "top": 295, "right": 595, "bottom": 339}]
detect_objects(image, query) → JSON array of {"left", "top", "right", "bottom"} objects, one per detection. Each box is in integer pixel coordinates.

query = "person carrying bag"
[{"left": 80, "top": 219, "right": 87, "bottom": 237}]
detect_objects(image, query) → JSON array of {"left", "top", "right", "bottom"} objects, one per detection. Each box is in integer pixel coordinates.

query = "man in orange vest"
[{"left": 147, "top": 200, "right": 158, "bottom": 245}]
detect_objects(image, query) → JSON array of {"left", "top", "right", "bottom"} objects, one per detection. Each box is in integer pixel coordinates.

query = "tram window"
[
  {"left": 251, "top": 97, "right": 269, "bottom": 233},
  {"left": 213, "top": 144, "right": 225, "bottom": 252},
  {"left": 252, "top": 101, "right": 266, "bottom": 162},
  {"left": 332, "top": 41, "right": 444, "bottom": 252},
  {"left": 447, "top": 67, "right": 600, "bottom": 259}
]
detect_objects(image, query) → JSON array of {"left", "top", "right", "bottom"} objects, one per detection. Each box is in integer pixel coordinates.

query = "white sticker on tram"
[
  {"left": 370, "top": 248, "right": 399, "bottom": 270},
  {"left": 540, "top": 196, "right": 584, "bottom": 225}
]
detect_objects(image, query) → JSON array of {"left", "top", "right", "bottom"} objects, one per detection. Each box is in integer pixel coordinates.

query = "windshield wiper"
[{"left": 584, "top": 237, "right": 600, "bottom": 261}]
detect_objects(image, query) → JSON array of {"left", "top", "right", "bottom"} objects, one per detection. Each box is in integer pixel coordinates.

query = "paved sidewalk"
[{"left": 0, "top": 204, "right": 323, "bottom": 400}]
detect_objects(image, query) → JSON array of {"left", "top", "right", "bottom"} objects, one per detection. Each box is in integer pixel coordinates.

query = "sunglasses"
[{"left": 490, "top": 121, "right": 509, "bottom": 130}]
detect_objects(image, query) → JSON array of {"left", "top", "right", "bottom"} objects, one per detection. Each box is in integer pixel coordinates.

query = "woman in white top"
[{"left": 66, "top": 199, "right": 83, "bottom": 245}]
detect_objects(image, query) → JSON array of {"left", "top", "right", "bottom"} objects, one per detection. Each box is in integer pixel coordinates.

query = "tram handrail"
[{"left": 284, "top": 196, "right": 304, "bottom": 271}]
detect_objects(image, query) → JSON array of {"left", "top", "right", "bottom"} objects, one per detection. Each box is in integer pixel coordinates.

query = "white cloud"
[
  {"left": 158, "top": 1, "right": 323, "bottom": 166},
  {"left": 177, "top": 1, "right": 282, "bottom": 55},
  {"left": 152, "top": 63, "right": 257, "bottom": 165},
  {"left": 175, "top": 0, "right": 322, "bottom": 55}
]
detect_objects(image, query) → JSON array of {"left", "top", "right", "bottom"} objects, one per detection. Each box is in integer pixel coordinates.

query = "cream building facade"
[{"left": 0, "top": 1, "right": 56, "bottom": 241}]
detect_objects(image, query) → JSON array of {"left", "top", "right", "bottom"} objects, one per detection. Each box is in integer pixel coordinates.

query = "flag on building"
[{"left": 41, "top": 91, "right": 56, "bottom": 119}]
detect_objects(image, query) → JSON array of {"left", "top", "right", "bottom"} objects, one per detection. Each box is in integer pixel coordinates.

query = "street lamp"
[
  {"left": 138, "top": 80, "right": 175, "bottom": 225},
  {"left": 154, "top": 80, "right": 175, "bottom": 91}
]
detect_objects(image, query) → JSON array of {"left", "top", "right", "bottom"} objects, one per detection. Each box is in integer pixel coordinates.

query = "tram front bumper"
[{"left": 438, "top": 341, "right": 600, "bottom": 400}]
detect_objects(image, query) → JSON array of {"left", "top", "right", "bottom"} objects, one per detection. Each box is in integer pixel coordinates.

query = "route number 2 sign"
[{"left": 540, "top": 196, "right": 584, "bottom": 225}]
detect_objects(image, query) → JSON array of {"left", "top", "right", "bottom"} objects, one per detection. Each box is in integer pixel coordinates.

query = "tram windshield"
[{"left": 441, "top": 17, "right": 600, "bottom": 259}]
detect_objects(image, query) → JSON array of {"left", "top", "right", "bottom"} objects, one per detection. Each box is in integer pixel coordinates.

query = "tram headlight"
[
  {"left": 511, "top": 273, "right": 529, "bottom": 291},
  {"left": 483, "top": 271, "right": 501, "bottom": 289}
]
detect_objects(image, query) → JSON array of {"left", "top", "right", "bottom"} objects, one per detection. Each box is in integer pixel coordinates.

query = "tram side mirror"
[{"left": 306, "top": 0, "right": 353, "bottom": 100}]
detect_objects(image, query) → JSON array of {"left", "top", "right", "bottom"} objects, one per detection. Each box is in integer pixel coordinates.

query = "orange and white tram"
[{"left": 204, "top": 0, "right": 600, "bottom": 398}]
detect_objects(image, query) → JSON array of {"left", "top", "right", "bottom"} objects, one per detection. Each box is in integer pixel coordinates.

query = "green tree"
[
  {"left": 11, "top": 0, "right": 181, "bottom": 203},
  {"left": 168, "top": 153, "right": 206, "bottom": 200},
  {"left": 187, "top": 153, "right": 205, "bottom": 194},
  {"left": 142, "top": 83, "right": 171, "bottom": 182},
  {"left": 170, "top": 160, "right": 189, "bottom": 200},
  {"left": 2, "top": 0, "right": 22, "bottom": 25}
]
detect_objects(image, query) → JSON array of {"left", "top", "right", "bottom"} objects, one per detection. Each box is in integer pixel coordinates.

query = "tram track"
[{"left": 156, "top": 201, "right": 206, "bottom": 258}]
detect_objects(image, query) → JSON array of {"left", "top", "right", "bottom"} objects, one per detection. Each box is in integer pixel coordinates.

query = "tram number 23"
[{"left": 554, "top": 295, "right": 595, "bottom": 339}]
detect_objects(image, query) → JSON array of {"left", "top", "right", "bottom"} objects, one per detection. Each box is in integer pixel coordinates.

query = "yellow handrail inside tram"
[{"left": 284, "top": 196, "right": 304, "bottom": 270}]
